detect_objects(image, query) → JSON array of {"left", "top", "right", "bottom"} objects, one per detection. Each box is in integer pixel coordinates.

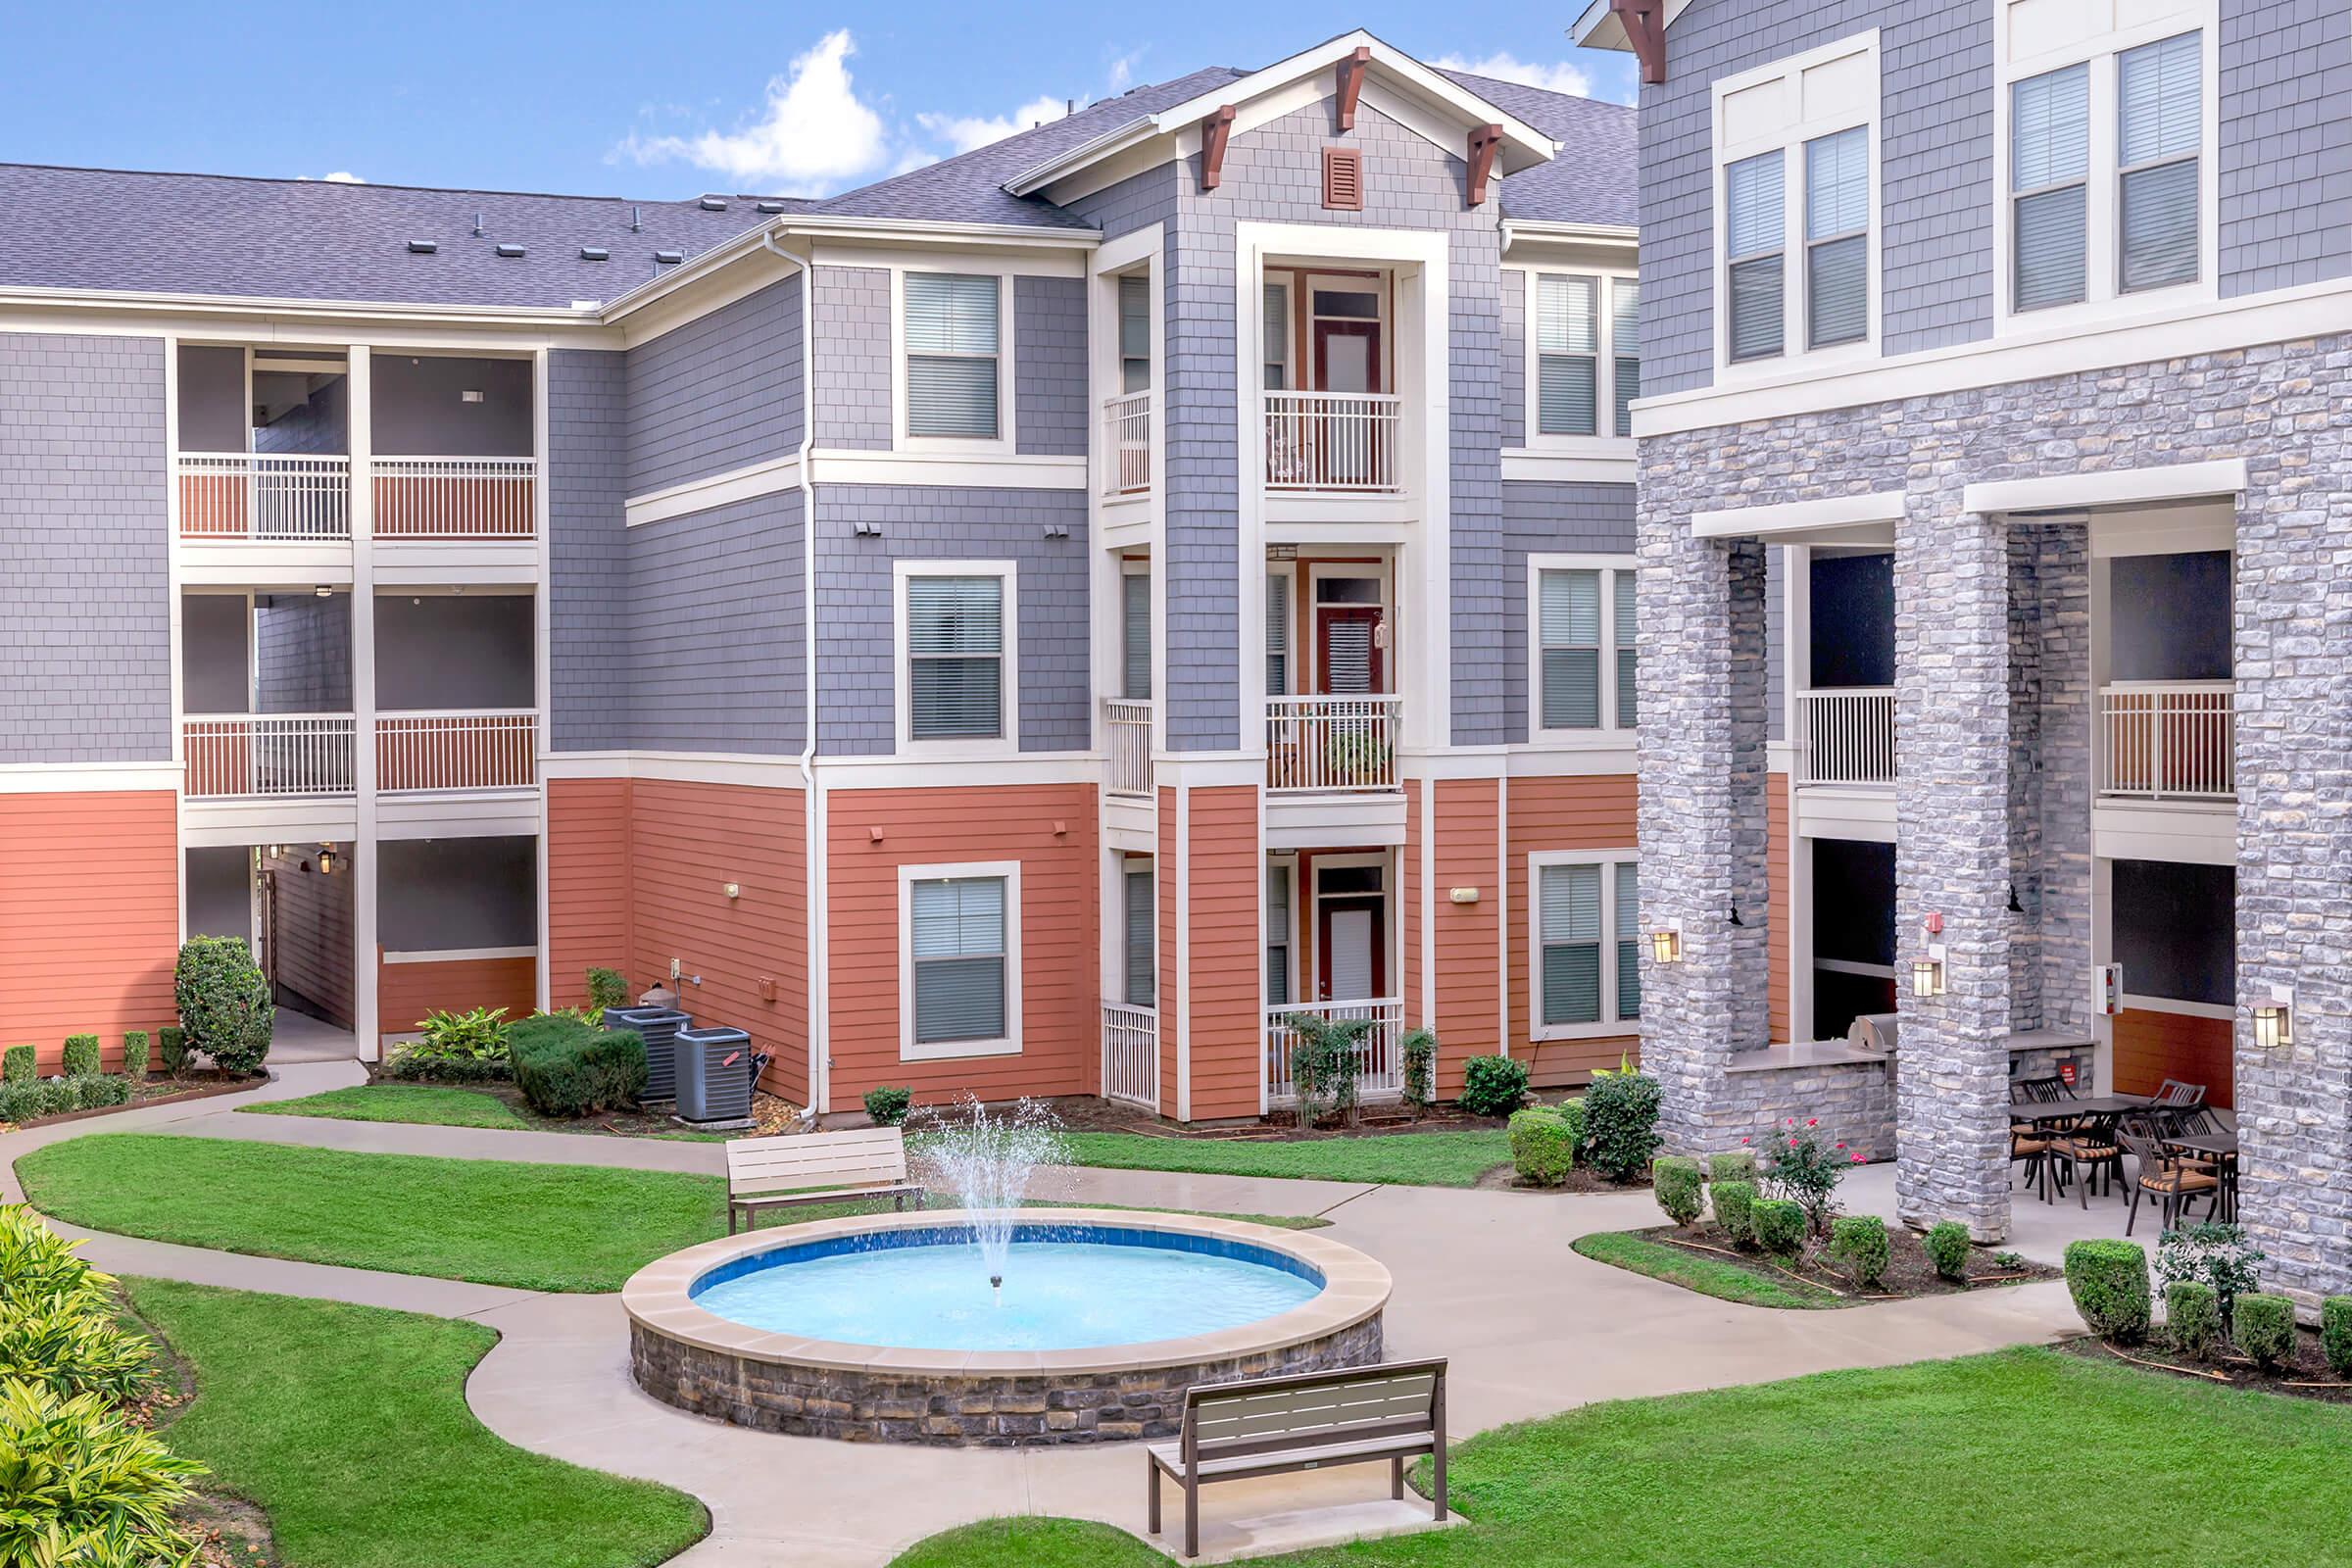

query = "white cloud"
[
  {"left": 915, "top": 94, "right": 1072, "bottom": 156},
  {"left": 321, "top": 171, "right": 366, "bottom": 184},
  {"left": 615, "top": 29, "right": 891, "bottom": 194},
  {"left": 1431, "top": 51, "right": 1598, "bottom": 101}
]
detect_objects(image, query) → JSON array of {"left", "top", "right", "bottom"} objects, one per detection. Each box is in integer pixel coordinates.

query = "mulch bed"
[
  {"left": 1479, "top": 1164, "right": 1652, "bottom": 1195},
  {"left": 0, "top": 1071, "right": 258, "bottom": 1134},
  {"left": 1040, "top": 1093, "right": 1513, "bottom": 1141},
  {"left": 361, "top": 1068, "right": 804, "bottom": 1139},
  {"left": 2059, "top": 1327, "right": 2352, "bottom": 1404},
  {"left": 1632, "top": 1219, "right": 2060, "bottom": 1303}
]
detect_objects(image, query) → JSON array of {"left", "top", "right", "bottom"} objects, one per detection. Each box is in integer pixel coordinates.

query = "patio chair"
[
  {"left": 2009, "top": 1083, "right": 2060, "bottom": 1192},
  {"left": 2118, "top": 1126, "right": 2220, "bottom": 1236},
  {"left": 2155, "top": 1080, "right": 2208, "bottom": 1108},
  {"left": 2044, "top": 1111, "right": 2126, "bottom": 1210}
]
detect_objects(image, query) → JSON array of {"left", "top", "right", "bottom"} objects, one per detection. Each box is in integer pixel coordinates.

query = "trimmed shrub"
[
  {"left": 1711, "top": 1179, "right": 1757, "bottom": 1248},
  {"left": 173, "top": 936, "right": 272, "bottom": 1076},
  {"left": 586, "top": 966, "right": 631, "bottom": 1013},
  {"left": 1925, "top": 1220, "right": 1973, "bottom": 1283},
  {"left": 1708, "top": 1150, "right": 1757, "bottom": 1185},
  {"left": 1555, "top": 1097, "right": 1587, "bottom": 1164},
  {"left": 1583, "top": 1071, "right": 1662, "bottom": 1183},
  {"left": 1, "top": 1046, "right": 30, "bottom": 1084},
  {"left": 2321, "top": 1298, "right": 2352, "bottom": 1379},
  {"left": 1829, "top": 1215, "right": 1891, "bottom": 1290},
  {"left": 2165, "top": 1281, "right": 2222, "bottom": 1361},
  {"left": 1399, "top": 1029, "right": 1438, "bottom": 1116},
  {"left": 0, "top": 1381, "right": 204, "bottom": 1564},
  {"left": 121, "top": 1031, "right": 149, "bottom": 1081},
  {"left": 508, "top": 1014, "right": 646, "bottom": 1118},
  {"left": 1285, "top": 1011, "right": 1367, "bottom": 1127},
  {"left": 1753, "top": 1199, "right": 1805, "bottom": 1257},
  {"left": 2232, "top": 1293, "right": 2295, "bottom": 1371},
  {"left": 863, "top": 1086, "right": 913, "bottom": 1127},
  {"left": 61, "top": 1035, "right": 100, "bottom": 1078},
  {"left": 1458, "top": 1054, "right": 1530, "bottom": 1118},
  {"left": 156, "top": 1026, "right": 188, "bottom": 1077},
  {"left": 1652, "top": 1155, "right": 1703, "bottom": 1227},
  {"left": 1508, "top": 1107, "right": 1574, "bottom": 1187},
  {"left": 2065, "top": 1239, "right": 2152, "bottom": 1342},
  {"left": 386, "top": 1048, "right": 511, "bottom": 1084}
]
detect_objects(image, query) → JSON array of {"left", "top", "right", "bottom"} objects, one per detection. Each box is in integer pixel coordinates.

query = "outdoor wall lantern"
[
  {"left": 2254, "top": 1000, "right": 2294, "bottom": 1053},
  {"left": 316, "top": 845, "right": 337, "bottom": 876},
  {"left": 1650, "top": 926, "right": 1683, "bottom": 964},
  {"left": 1910, "top": 956, "right": 1945, "bottom": 998}
]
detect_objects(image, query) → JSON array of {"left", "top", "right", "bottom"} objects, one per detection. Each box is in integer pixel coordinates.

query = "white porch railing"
[
  {"left": 2099, "top": 681, "right": 2233, "bottom": 801},
  {"left": 1102, "top": 391, "right": 1151, "bottom": 496},
  {"left": 176, "top": 454, "right": 351, "bottom": 541},
  {"left": 182, "top": 714, "right": 357, "bottom": 798},
  {"left": 1265, "top": 696, "right": 1400, "bottom": 793},
  {"left": 1263, "top": 391, "right": 1402, "bottom": 493},
  {"left": 1102, "top": 1003, "right": 1158, "bottom": 1108},
  {"left": 1796, "top": 687, "right": 1896, "bottom": 787},
  {"left": 1263, "top": 999, "right": 1404, "bottom": 1104},
  {"left": 372, "top": 457, "right": 537, "bottom": 539},
  {"left": 1103, "top": 699, "right": 1153, "bottom": 798},
  {"left": 376, "top": 710, "right": 538, "bottom": 792}
]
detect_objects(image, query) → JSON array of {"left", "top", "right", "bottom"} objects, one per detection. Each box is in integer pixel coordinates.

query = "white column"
[
  {"left": 349, "top": 346, "right": 380, "bottom": 1060},
  {"left": 531, "top": 348, "right": 553, "bottom": 1013}
]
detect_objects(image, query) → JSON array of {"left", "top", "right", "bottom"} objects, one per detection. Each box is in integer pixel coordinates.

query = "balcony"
[
  {"left": 1102, "top": 699, "right": 1152, "bottom": 799},
  {"left": 372, "top": 458, "right": 537, "bottom": 540},
  {"left": 1101, "top": 392, "right": 1151, "bottom": 498},
  {"left": 376, "top": 711, "right": 539, "bottom": 793},
  {"left": 177, "top": 454, "right": 351, "bottom": 542},
  {"left": 1263, "top": 999, "right": 1404, "bottom": 1105},
  {"left": 1796, "top": 688, "right": 1896, "bottom": 789},
  {"left": 1101, "top": 1003, "right": 1157, "bottom": 1109},
  {"left": 183, "top": 714, "right": 357, "bottom": 799},
  {"left": 2098, "top": 682, "right": 2232, "bottom": 802},
  {"left": 1265, "top": 696, "right": 1400, "bottom": 793},
  {"left": 1263, "top": 392, "right": 1402, "bottom": 495}
]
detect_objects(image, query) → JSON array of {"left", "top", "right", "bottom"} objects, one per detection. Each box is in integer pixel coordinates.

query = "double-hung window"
[
  {"left": 1117, "top": 274, "right": 1151, "bottom": 393},
  {"left": 2117, "top": 32, "right": 2201, "bottom": 293},
  {"left": 2011, "top": 63, "right": 2090, "bottom": 311},
  {"left": 1725, "top": 152, "right": 1787, "bottom": 362},
  {"left": 902, "top": 864, "right": 1020, "bottom": 1058},
  {"left": 1535, "top": 275, "right": 1599, "bottom": 435},
  {"left": 1265, "top": 863, "right": 1294, "bottom": 1007},
  {"left": 1534, "top": 855, "right": 1640, "bottom": 1035},
  {"left": 1532, "top": 559, "right": 1638, "bottom": 738},
  {"left": 1265, "top": 571, "right": 1292, "bottom": 696},
  {"left": 1122, "top": 863, "right": 1155, "bottom": 1008},
  {"left": 1121, "top": 568, "right": 1152, "bottom": 702},
  {"left": 1804, "top": 127, "right": 1869, "bottom": 349},
  {"left": 904, "top": 271, "right": 1001, "bottom": 439},
  {"left": 1610, "top": 279, "right": 1641, "bottom": 436},
  {"left": 901, "top": 565, "right": 1012, "bottom": 750}
]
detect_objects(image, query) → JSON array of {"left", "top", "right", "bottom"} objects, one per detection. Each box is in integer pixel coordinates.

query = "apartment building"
[
  {"left": 1579, "top": 0, "right": 2350, "bottom": 1304},
  {"left": 0, "top": 34, "right": 1644, "bottom": 1126}
]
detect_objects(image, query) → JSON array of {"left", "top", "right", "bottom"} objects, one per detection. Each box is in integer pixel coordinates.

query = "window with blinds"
[
  {"left": 1725, "top": 151, "right": 1786, "bottom": 362},
  {"left": 1610, "top": 279, "right": 1641, "bottom": 437},
  {"left": 1536, "top": 274, "right": 1598, "bottom": 436},
  {"left": 1123, "top": 865, "right": 1155, "bottom": 1008},
  {"left": 1536, "top": 855, "right": 1638, "bottom": 1032},
  {"left": 1263, "top": 281, "right": 1291, "bottom": 390},
  {"left": 1614, "top": 861, "right": 1641, "bottom": 1021},
  {"left": 1536, "top": 563, "right": 1636, "bottom": 736},
  {"left": 1613, "top": 570, "right": 1639, "bottom": 728},
  {"left": 1804, "top": 126, "right": 1868, "bottom": 349},
  {"left": 1118, "top": 274, "right": 1151, "bottom": 394},
  {"left": 1265, "top": 574, "right": 1291, "bottom": 696},
  {"left": 2011, "top": 63, "right": 2089, "bottom": 312},
  {"left": 906, "top": 574, "right": 1004, "bottom": 740},
  {"left": 1541, "top": 862, "right": 1604, "bottom": 1026},
  {"left": 1122, "top": 570, "right": 1151, "bottom": 701},
  {"left": 1540, "top": 569, "right": 1602, "bottom": 729},
  {"left": 2118, "top": 32, "right": 2201, "bottom": 293},
  {"left": 910, "top": 876, "right": 1007, "bottom": 1044},
  {"left": 905, "top": 272, "right": 1000, "bottom": 438},
  {"left": 1265, "top": 865, "right": 1293, "bottom": 1007}
]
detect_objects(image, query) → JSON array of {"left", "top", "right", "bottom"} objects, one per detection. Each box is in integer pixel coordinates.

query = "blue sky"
[{"left": 0, "top": 2, "right": 1634, "bottom": 198}]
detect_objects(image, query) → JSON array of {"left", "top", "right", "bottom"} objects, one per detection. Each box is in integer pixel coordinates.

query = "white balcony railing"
[
  {"left": 1263, "top": 391, "right": 1402, "bottom": 493},
  {"left": 182, "top": 714, "right": 357, "bottom": 798},
  {"left": 376, "top": 710, "right": 538, "bottom": 792},
  {"left": 372, "top": 457, "right": 537, "bottom": 539},
  {"left": 1102, "top": 1003, "right": 1158, "bottom": 1108},
  {"left": 1796, "top": 687, "right": 1896, "bottom": 788},
  {"left": 1103, "top": 699, "right": 1153, "bottom": 799},
  {"left": 1265, "top": 696, "right": 1400, "bottom": 793},
  {"left": 176, "top": 454, "right": 351, "bottom": 541},
  {"left": 1102, "top": 391, "right": 1151, "bottom": 496},
  {"left": 1264, "top": 999, "right": 1404, "bottom": 1104},
  {"left": 2099, "top": 682, "right": 2233, "bottom": 801}
]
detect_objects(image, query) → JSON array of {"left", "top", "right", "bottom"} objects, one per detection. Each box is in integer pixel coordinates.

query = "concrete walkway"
[{"left": 2, "top": 1074, "right": 2088, "bottom": 1566}]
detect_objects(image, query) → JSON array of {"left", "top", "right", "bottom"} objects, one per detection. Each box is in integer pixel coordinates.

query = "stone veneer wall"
[
  {"left": 1720, "top": 1058, "right": 1896, "bottom": 1161},
  {"left": 1640, "top": 333, "right": 2351, "bottom": 1280}
]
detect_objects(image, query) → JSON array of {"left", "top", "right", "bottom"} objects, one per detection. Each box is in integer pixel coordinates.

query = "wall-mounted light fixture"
[
  {"left": 2254, "top": 987, "right": 2295, "bottom": 1052},
  {"left": 1650, "top": 925, "right": 1683, "bottom": 964},
  {"left": 316, "top": 844, "right": 337, "bottom": 876},
  {"left": 314, "top": 584, "right": 332, "bottom": 599},
  {"left": 1911, "top": 944, "right": 1946, "bottom": 997},
  {"left": 721, "top": 882, "right": 740, "bottom": 901},
  {"left": 1448, "top": 886, "right": 1479, "bottom": 905}
]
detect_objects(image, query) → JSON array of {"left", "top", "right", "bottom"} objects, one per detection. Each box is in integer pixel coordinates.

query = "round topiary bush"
[
  {"left": 2322, "top": 1297, "right": 2352, "bottom": 1378},
  {"left": 172, "top": 937, "right": 272, "bottom": 1077},
  {"left": 1753, "top": 1198, "right": 1805, "bottom": 1258},
  {"left": 1459, "top": 1054, "right": 1531, "bottom": 1118},
  {"left": 1651, "top": 1155, "right": 1702, "bottom": 1227},
  {"left": 1829, "top": 1214, "right": 1890, "bottom": 1290},
  {"left": 1925, "top": 1219, "right": 1973, "bottom": 1282},
  {"left": 2232, "top": 1293, "right": 2295, "bottom": 1371},
  {"left": 2064, "top": 1239, "right": 2151, "bottom": 1342},
  {"left": 1583, "top": 1071, "right": 1662, "bottom": 1183},
  {"left": 1508, "top": 1106, "right": 1574, "bottom": 1187},
  {"left": 863, "top": 1085, "right": 912, "bottom": 1126},
  {"left": 2165, "top": 1280, "right": 2222, "bottom": 1360},
  {"left": 1711, "top": 1179, "right": 1757, "bottom": 1248}
]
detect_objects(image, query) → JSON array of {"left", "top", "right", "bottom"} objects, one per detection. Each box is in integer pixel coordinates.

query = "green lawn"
[
  {"left": 1571, "top": 1229, "right": 1840, "bottom": 1309},
  {"left": 1053, "top": 1129, "right": 1512, "bottom": 1188},
  {"left": 244, "top": 1084, "right": 530, "bottom": 1130},
  {"left": 124, "top": 1277, "right": 704, "bottom": 1568},
  {"left": 890, "top": 1348, "right": 2352, "bottom": 1567}
]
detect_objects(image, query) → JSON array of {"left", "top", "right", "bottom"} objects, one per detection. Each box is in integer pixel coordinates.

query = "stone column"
[
  {"left": 2007, "top": 523, "right": 2091, "bottom": 1035},
  {"left": 1636, "top": 494, "right": 1770, "bottom": 1156},
  {"left": 1894, "top": 496, "right": 2014, "bottom": 1241}
]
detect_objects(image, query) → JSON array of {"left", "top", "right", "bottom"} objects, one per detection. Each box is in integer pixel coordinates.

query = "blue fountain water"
[{"left": 691, "top": 1226, "right": 1323, "bottom": 1351}]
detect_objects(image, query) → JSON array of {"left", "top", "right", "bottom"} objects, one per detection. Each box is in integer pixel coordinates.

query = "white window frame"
[
  {"left": 1528, "top": 850, "right": 1640, "bottom": 1042},
  {"left": 1265, "top": 854, "right": 1298, "bottom": 1010},
  {"left": 1264, "top": 560, "right": 1298, "bottom": 699},
  {"left": 1709, "top": 31, "right": 1883, "bottom": 380},
  {"left": 894, "top": 560, "right": 1019, "bottom": 758},
  {"left": 892, "top": 266, "right": 1017, "bottom": 454},
  {"left": 899, "top": 859, "right": 1022, "bottom": 1061},
  {"left": 1513, "top": 266, "right": 1639, "bottom": 458},
  {"left": 1527, "top": 554, "right": 1640, "bottom": 745},
  {"left": 1991, "top": 0, "right": 2218, "bottom": 330}
]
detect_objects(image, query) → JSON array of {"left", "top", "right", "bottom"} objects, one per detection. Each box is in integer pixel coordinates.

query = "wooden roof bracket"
[
  {"left": 1336, "top": 45, "right": 1371, "bottom": 131},
  {"left": 1610, "top": 0, "right": 1668, "bottom": 84},
  {"left": 1200, "top": 105, "right": 1237, "bottom": 191},
  {"left": 1467, "top": 124, "right": 1502, "bottom": 208}
]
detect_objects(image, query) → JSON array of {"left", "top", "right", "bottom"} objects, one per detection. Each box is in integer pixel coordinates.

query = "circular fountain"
[{"left": 622, "top": 1102, "right": 1392, "bottom": 1446}]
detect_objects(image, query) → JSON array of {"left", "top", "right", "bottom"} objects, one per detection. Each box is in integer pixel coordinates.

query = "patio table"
[{"left": 2010, "top": 1098, "right": 2154, "bottom": 1204}]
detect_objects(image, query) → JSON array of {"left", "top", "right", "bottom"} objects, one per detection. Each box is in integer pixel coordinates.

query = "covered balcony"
[
  {"left": 1258, "top": 267, "right": 1417, "bottom": 517},
  {"left": 1792, "top": 550, "right": 1894, "bottom": 790},
  {"left": 1262, "top": 565, "right": 1405, "bottom": 844},
  {"left": 2095, "top": 549, "right": 2233, "bottom": 806},
  {"left": 1261, "top": 854, "right": 1403, "bottom": 1108}
]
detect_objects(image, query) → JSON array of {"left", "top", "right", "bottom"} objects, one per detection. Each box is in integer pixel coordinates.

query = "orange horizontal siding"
[
  {"left": 1185, "top": 786, "right": 1261, "bottom": 1122},
  {"left": 2112, "top": 1007, "right": 2233, "bottom": 1108},
  {"left": 0, "top": 791, "right": 179, "bottom": 1072},
  {"left": 1431, "top": 777, "right": 1499, "bottom": 1100},
  {"left": 1505, "top": 772, "right": 1641, "bottom": 1088},
  {"left": 547, "top": 777, "right": 630, "bottom": 1009},
  {"left": 378, "top": 954, "right": 536, "bottom": 1034}
]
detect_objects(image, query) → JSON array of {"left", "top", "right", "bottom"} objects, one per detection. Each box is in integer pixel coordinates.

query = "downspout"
[{"left": 766, "top": 227, "right": 827, "bottom": 1119}]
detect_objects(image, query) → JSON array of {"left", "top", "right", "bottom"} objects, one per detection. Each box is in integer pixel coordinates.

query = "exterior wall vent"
[
  {"left": 699, "top": 196, "right": 728, "bottom": 211},
  {"left": 407, "top": 239, "right": 437, "bottom": 254},
  {"left": 654, "top": 249, "right": 685, "bottom": 265},
  {"left": 580, "top": 246, "right": 611, "bottom": 262},
  {"left": 1322, "top": 148, "right": 1363, "bottom": 212},
  {"left": 494, "top": 243, "right": 526, "bottom": 258}
]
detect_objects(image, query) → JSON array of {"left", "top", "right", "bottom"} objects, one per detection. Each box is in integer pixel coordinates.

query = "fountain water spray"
[{"left": 909, "top": 1096, "right": 1066, "bottom": 1298}]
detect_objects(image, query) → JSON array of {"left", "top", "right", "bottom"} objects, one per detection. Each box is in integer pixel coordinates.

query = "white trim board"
[
  {"left": 1691, "top": 489, "right": 1905, "bottom": 539},
  {"left": 382, "top": 946, "right": 536, "bottom": 964},
  {"left": 1965, "top": 459, "right": 2246, "bottom": 516},
  {"left": 897, "top": 858, "right": 1024, "bottom": 1062},
  {"left": 626, "top": 455, "right": 803, "bottom": 528}
]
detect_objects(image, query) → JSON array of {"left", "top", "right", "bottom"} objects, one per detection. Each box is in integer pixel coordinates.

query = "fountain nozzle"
[{"left": 990, "top": 1274, "right": 1004, "bottom": 1291}]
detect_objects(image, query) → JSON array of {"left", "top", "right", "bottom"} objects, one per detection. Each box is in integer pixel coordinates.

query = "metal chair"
[{"left": 2119, "top": 1125, "right": 2221, "bottom": 1236}]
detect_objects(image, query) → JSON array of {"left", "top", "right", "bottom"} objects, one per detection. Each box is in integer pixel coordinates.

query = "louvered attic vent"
[
  {"left": 495, "top": 243, "right": 525, "bottom": 258},
  {"left": 407, "top": 239, "right": 437, "bottom": 254},
  {"left": 580, "top": 246, "right": 610, "bottom": 261},
  {"left": 756, "top": 200, "right": 788, "bottom": 214},
  {"left": 654, "top": 249, "right": 685, "bottom": 265},
  {"left": 1322, "top": 147, "right": 1362, "bottom": 211},
  {"left": 700, "top": 196, "right": 728, "bottom": 211}
]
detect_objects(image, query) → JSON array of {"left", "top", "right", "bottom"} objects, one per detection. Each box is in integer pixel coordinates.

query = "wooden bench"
[
  {"left": 724, "top": 1127, "right": 927, "bottom": 1234},
  {"left": 1147, "top": 1359, "right": 1446, "bottom": 1558}
]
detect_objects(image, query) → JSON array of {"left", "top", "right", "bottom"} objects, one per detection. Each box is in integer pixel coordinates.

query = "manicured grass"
[
  {"left": 890, "top": 1348, "right": 2352, "bottom": 1567},
  {"left": 123, "top": 1277, "right": 704, "bottom": 1568},
  {"left": 243, "top": 1084, "right": 529, "bottom": 1130},
  {"left": 1571, "top": 1229, "right": 1840, "bottom": 1309},
  {"left": 1053, "top": 1129, "right": 1512, "bottom": 1188}
]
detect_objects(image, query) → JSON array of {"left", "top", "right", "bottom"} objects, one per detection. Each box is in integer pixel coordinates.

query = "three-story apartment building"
[
  {"left": 1580, "top": 0, "right": 2350, "bottom": 1307},
  {"left": 0, "top": 34, "right": 1645, "bottom": 1129}
]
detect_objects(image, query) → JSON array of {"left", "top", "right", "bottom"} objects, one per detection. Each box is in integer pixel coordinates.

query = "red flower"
[
  {"left": 1807, "top": 1118, "right": 1818, "bottom": 1127},
  {"left": 1740, "top": 1136, "right": 1750, "bottom": 1146},
  {"left": 1788, "top": 1139, "right": 1799, "bottom": 1149},
  {"left": 1850, "top": 1152, "right": 1866, "bottom": 1164},
  {"left": 1835, "top": 1143, "right": 1846, "bottom": 1151}
]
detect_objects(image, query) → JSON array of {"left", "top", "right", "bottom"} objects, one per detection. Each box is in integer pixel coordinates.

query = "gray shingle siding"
[
  {"left": 1014, "top": 275, "right": 1088, "bottom": 457},
  {"left": 546, "top": 348, "right": 630, "bottom": 752},
  {"left": 1499, "top": 268, "right": 1526, "bottom": 449},
  {"left": 624, "top": 276, "right": 803, "bottom": 495},
  {"left": 1498, "top": 479, "right": 1637, "bottom": 740},
  {"left": 627, "top": 490, "right": 805, "bottom": 754},
  {"left": 811, "top": 266, "right": 892, "bottom": 450},
  {"left": 0, "top": 331, "right": 169, "bottom": 763},
  {"left": 2221, "top": 0, "right": 2352, "bottom": 297},
  {"left": 814, "top": 485, "right": 1089, "bottom": 757}
]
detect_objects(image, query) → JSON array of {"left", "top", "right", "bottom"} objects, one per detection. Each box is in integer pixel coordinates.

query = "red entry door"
[
  {"left": 1316, "top": 606, "right": 1385, "bottom": 696},
  {"left": 1316, "top": 898, "right": 1386, "bottom": 1002}
]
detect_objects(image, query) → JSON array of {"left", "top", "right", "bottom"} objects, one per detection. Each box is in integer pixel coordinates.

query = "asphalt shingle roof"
[{"left": 1435, "top": 70, "right": 1637, "bottom": 227}]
